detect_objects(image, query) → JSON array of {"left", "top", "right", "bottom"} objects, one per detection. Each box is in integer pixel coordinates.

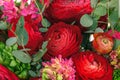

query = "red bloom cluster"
[
  {"left": 45, "top": 0, "right": 92, "bottom": 23},
  {"left": 72, "top": 51, "right": 113, "bottom": 80},
  {"left": 44, "top": 22, "right": 82, "bottom": 60}
]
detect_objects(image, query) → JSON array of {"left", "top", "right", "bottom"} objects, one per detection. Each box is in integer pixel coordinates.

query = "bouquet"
[{"left": 0, "top": 0, "right": 120, "bottom": 80}]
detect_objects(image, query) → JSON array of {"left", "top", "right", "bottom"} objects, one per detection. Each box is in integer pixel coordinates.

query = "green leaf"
[
  {"left": 0, "top": 21, "right": 7, "bottom": 30},
  {"left": 6, "top": 37, "right": 17, "bottom": 46},
  {"left": 29, "top": 70, "right": 37, "bottom": 77},
  {"left": 94, "top": 27, "right": 104, "bottom": 33},
  {"left": 12, "top": 50, "right": 31, "bottom": 63},
  {"left": 36, "top": 0, "right": 44, "bottom": 10},
  {"left": 15, "top": 16, "right": 28, "bottom": 46},
  {"left": 113, "top": 39, "right": 120, "bottom": 49},
  {"left": 91, "top": 0, "right": 98, "bottom": 8},
  {"left": 80, "top": 14, "right": 93, "bottom": 27},
  {"left": 109, "top": 0, "right": 118, "bottom": 9},
  {"left": 94, "top": 6, "right": 107, "bottom": 16},
  {"left": 33, "top": 48, "right": 47, "bottom": 62},
  {"left": 41, "top": 18, "right": 51, "bottom": 27},
  {"left": 40, "top": 28, "right": 48, "bottom": 32},
  {"left": 42, "top": 41, "right": 48, "bottom": 49},
  {"left": 88, "top": 20, "right": 98, "bottom": 30},
  {"left": 109, "top": 11, "right": 119, "bottom": 27}
]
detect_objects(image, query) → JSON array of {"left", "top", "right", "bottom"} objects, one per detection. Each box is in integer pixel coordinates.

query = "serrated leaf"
[
  {"left": 15, "top": 16, "right": 28, "bottom": 46},
  {"left": 0, "top": 21, "right": 7, "bottom": 30},
  {"left": 42, "top": 18, "right": 51, "bottom": 27},
  {"left": 94, "top": 6, "right": 106, "bottom": 16},
  {"left": 12, "top": 50, "right": 31, "bottom": 63},
  {"left": 40, "top": 28, "right": 48, "bottom": 32},
  {"left": 80, "top": 14, "right": 93, "bottom": 27},
  {"left": 6, "top": 37, "right": 17, "bottom": 46},
  {"left": 91, "top": 0, "right": 98, "bottom": 8},
  {"left": 33, "top": 48, "right": 47, "bottom": 62}
]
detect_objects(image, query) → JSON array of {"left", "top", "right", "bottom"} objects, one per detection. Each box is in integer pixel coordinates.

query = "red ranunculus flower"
[
  {"left": 44, "top": 0, "right": 92, "bottom": 23},
  {"left": 8, "top": 15, "right": 43, "bottom": 55},
  {"left": 44, "top": 22, "right": 82, "bottom": 60},
  {"left": 92, "top": 32, "right": 114, "bottom": 54},
  {"left": 72, "top": 51, "right": 113, "bottom": 80},
  {"left": 0, "top": 64, "right": 19, "bottom": 80}
]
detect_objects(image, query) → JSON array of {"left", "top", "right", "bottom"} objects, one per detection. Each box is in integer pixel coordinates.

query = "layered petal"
[
  {"left": 72, "top": 51, "right": 113, "bottom": 80},
  {"left": 44, "top": 22, "right": 82, "bottom": 59}
]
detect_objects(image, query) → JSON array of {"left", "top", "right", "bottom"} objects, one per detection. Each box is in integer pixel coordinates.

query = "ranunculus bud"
[
  {"left": 8, "top": 15, "right": 43, "bottom": 55},
  {"left": 92, "top": 32, "right": 114, "bottom": 54},
  {"left": 72, "top": 51, "right": 113, "bottom": 80},
  {"left": 44, "top": 22, "right": 82, "bottom": 60},
  {"left": 0, "top": 64, "right": 19, "bottom": 80},
  {"left": 44, "top": 0, "right": 92, "bottom": 23}
]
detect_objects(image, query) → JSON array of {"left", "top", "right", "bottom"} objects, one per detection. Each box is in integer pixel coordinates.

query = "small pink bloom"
[
  {"left": 0, "top": 0, "right": 4, "bottom": 6},
  {"left": 107, "top": 30, "right": 120, "bottom": 40},
  {"left": 20, "top": 2, "right": 38, "bottom": 18},
  {"left": 41, "top": 55, "right": 76, "bottom": 80},
  {"left": 2, "top": 0, "right": 18, "bottom": 22}
]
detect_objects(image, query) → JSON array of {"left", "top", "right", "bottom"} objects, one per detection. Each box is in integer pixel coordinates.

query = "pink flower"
[
  {"left": 20, "top": 2, "right": 39, "bottom": 18},
  {"left": 2, "top": 0, "right": 18, "bottom": 22},
  {"left": 0, "top": 0, "right": 4, "bottom": 6},
  {"left": 107, "top": 30, "right": 120, "bottom": 39},
  {"left": 41, "top": 55, "right": 76, "bottom": 80}
]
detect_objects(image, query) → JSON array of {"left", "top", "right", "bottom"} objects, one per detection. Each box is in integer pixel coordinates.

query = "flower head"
[
  {"left": 20, "top": 1, "right": 39, "bottom": 18},
  {"left": 44, "top": 22, "right": 82, "bottom": 60},
  {"left": 41, "top": 55, "right": 76, "bottom": 80},
  {"left": 72, "top": 51, "right": 113, "bottom": 80},
  {"left": 2, "top": 0, "right": 18, "bottom": 22}
]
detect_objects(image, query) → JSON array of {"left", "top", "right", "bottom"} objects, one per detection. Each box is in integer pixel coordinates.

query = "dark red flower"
[
  {"left": 0, "top": 64, "right": 19, "bottom": 80},
  {"left": 92, "top": 32, "right": 114, "bottom": 54},
  {"left": 72, "top": 51, "right": 113, "bottom": 80},
  {"left": 44, "top": 0, "right": 92, "bottom": 23},
  {"left": 44, "top": 22, "right": 82, "bottom": 60},
  {"left": 8, "top": 15, "right": 43, "bottom": 55}
]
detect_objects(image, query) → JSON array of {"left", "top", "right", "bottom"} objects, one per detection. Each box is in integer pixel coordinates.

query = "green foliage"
[
  {"left": 6, "top": 37, "right": 17, "bottom": 46},
  {"left": 113, "top": 39, "right": 120, "bottom": 50},
  {"left": 80, "top": 14, "right": 93, "bottom": 27},
  {"left": 40, "top": 27, "right": 48, "bottom": 32},
  {"left": 40, "top": 18, "right": 51, "bottom": 32},
  {"left": 94, "top": 6, "right": 107, "bottom": 16},
  {"left": 29, "top": 41, "right": 48, "bottom": 77},
  {"left": 15, "top": 16, "right": 28, "bottom": 46},
  {"left": 42, "top": 18, "right": 51, "bottom": 28},
  {"left": 0, "top": 21, "right": 7, "bottom": 30},
  {"left": 0, "top": 42, "right": 31, "bottom": 79},
  {"left": 113, "top": 69, "right": 120, "bottom": 80},
  {"left": 91, "top": 0, "right": 98, "bottom": 8},
  {"left": 12, "top": 50, "right": 32, "bottom": 63}
]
